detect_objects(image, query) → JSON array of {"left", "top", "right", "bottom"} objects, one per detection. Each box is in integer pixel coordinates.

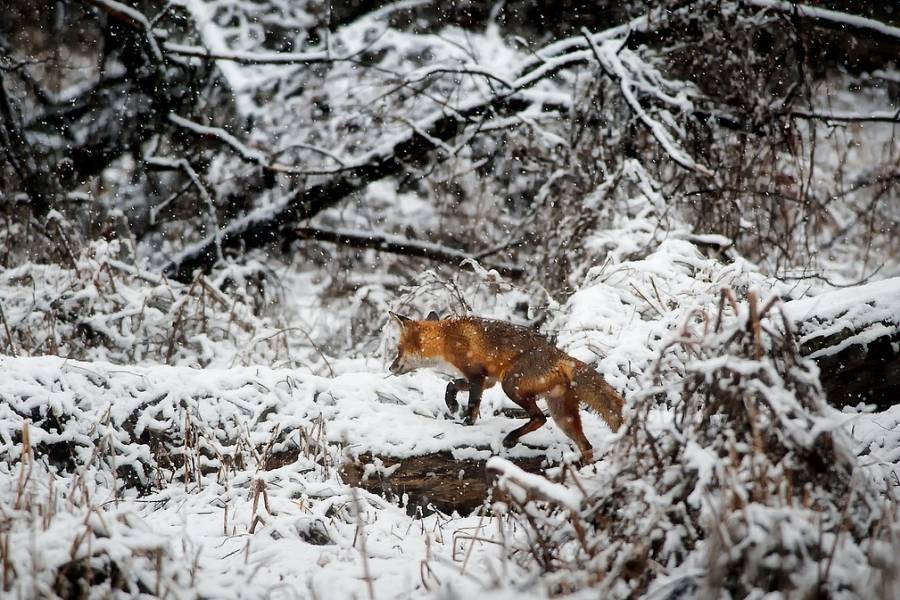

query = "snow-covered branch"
[
  {"left": 81, "top": 0, "right": 164, "bottom": 63},
  {"left": 747, "top": 0, "right": 900, "bottom": 43},
  {"left": 163, "top": 43, "right": 339, "bottom": 65},
  {"left": 581, "top": 28, "right": 713, "bottom": 177},
  {"left": 169, "top": 114, "right": 267, "bottom": 165}
]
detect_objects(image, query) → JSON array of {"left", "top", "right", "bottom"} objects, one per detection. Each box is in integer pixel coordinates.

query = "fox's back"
[{"left": 435, "top": 317, "right": 566, "bottom": 379}]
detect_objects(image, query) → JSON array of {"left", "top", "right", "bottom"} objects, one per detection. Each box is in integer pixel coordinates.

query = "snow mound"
[
  {"left": 784, "top": 276, "right": 900, "bottom": 359},
  {"left": 493, "top": 293, "right": 900, "bottom": 599},
  {"left": 2, "top": 354, "right": 610, "bottom": 599},
  {"left": 0, "top": 355, "right": 617, "bottom": 475}
]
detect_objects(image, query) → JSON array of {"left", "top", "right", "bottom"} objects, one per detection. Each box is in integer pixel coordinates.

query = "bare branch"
[
  {"left": 782, "top": 108, "right": 900, "bottom": 124},
  {"left": 144, "top": 155, "right": 220, "bottom": 262},
  {"left": 162, "top": 43, "right": 354, "bottom": 66},
  {"left": 294, "top": 226, "right": 525, "bottom": 279},
  {"left": 403, "top": 65, "right": 515, "bottom": 90}
]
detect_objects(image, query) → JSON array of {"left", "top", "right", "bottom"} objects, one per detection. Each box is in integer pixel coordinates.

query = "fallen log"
[
  {"left": 786, "top": 277, "right": 900, "bottom": 410},
  {"left": 342, "top": 451, "right": 550, "bottom": 515}
]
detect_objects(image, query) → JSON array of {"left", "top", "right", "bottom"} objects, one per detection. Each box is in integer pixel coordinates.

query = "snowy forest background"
[{"left": 1, "top": 0, "right": 899, "bottom": 598}]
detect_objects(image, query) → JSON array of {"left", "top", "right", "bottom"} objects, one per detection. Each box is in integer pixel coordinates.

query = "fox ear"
[
  {"left": 389, "top": 311, "right": 412, "bottom": 327},
  {"left": 425, "top": 311, "right": 440, "bottom": 321}
]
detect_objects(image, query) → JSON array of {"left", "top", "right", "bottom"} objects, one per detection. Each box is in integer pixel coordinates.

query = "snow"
[
  {"left": 783, "top": 276, "right": 900, "bottom": 324},
  {"left": 748, "top": 0, "right": 900, "bottom": 42},
  {"left": 783, "top": 277, "right": 900, "bottom": 358},
  {"left": 3, "top": 0, "right": 900, "bottom": 597},
  {"left": 0, "top": 352, "right": 611, "bottom": 599},
  {"left": 487, "top": 457, "right": 583, "bottom": 510},
  {"left": 14, "top": 233, "right": 890, "bottom": 598},
  {"left": 3, "top": 242, "right": 898, "bottom": 598},
  {"left": 0, "top": 355, "right": 617, "bottom": 464}
]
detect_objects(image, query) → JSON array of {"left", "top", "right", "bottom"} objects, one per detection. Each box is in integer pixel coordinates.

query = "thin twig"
[
  {"left": 0, "top": 301, "right": 16, "bottom": 357},
  {"left": 350, "top": 485, "right": 376, "bottom": 600}
]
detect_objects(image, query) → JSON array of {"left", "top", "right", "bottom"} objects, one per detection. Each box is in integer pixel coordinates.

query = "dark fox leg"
[
  {"left": 502, "top": 398, "right": 546, "bottom": 448},
  {"left": 501, "top": 368, "right": 546, "bottom": 448},
  {"left": 444, "top": 378, "right": 468, "bottom": 414},
  {"left": 548, "top": 391, "right": 594, "bottom": 464},
  {"left": 463, "top": 376, "right": 485, "bottom": 426}
]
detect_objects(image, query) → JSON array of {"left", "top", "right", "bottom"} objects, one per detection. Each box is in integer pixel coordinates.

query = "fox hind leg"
[
  {"left": 500, "top": 366, "right": 547, "bottom": 448},
  {"left": 547, "top": 390, "right": 594, "bottom": 464},
  {"left": 501, "top": 399, "right": 546, "bottom": 448}
]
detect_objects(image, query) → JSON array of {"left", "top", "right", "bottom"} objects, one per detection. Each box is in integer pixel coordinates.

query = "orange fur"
[{"left": 389, "top": 314, "right": 624, "bottom": 462}]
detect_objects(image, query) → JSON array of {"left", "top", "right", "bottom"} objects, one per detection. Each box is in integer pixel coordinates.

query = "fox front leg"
[
  {"left": 444, "top": 378, "right": 468, "bottom": 415},
  {"left": 463, "top": 376, "right": 485, "bottom": 426}
]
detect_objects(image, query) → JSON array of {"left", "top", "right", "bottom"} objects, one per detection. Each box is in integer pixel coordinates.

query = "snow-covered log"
[{"left": 787, "top": 277, "right": 900, "bottom": 410}]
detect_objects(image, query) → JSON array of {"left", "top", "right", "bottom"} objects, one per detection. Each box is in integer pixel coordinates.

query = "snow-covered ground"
[
  {"left": 2, "top": 1, "right": 898, "bottom": 597},
  {"left": 0, "top": 353, "right": 616, "bottom": 599},
  {"left": 2, "top": 243, "right": 898, "bottom": 598},
  {"left": 1, "top": 345, "right": 895, "bottom": 598}
]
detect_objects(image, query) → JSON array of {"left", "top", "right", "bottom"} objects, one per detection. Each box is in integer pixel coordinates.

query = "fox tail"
[{"left": 566, "top": 362, "right": 624, "bottom": 432}]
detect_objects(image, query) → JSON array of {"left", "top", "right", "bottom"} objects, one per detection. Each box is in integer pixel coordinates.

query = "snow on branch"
[
  {"left": 169, "top": 113, "right": 354, "bottom": 175},
  {"left": 161, "top": 10, "right": 720, "bottom": 281},
  {"left": 163, "top": 43, "right": 333, "bottom": 65},
  {"left": 161, "top": 61, "right": 560, "bottom": 280},
  {"left": 169, "top": 114, "right": 267, "bottom": 164},
  {"left": 487, "top": 456, "right": 583, "bottom": 510},
  {"left": 581, "top": 29, "right": 713, "bottom": 177},
  {"left": 748, "top": 0, "right": 900, "bottom": 43},
  {"left": 162, "top": 42, "right": 371, "bottom": 65},
  {"left": 81, "top": 0, "right": 164, "bottom": 63},
  {"left": 165, "top": 0, "right": 900, "bottom": 281}
]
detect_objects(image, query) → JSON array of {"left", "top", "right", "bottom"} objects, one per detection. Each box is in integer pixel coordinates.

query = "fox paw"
[{"left": 502, "top": 434, "right": 518, "bottom": 448}]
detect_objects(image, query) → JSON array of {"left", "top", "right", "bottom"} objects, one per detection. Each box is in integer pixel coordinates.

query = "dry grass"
[{"left": 492, "top": 289, "right": 900, "bottom": 598}]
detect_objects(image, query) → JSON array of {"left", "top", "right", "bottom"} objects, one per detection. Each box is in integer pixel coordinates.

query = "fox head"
[{"left": 388, "top": 310, "right": 439, "bottom": 375}]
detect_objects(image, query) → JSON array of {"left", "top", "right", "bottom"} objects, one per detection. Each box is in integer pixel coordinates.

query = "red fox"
[{"left": 388, "top": 312, "right": 624, "bottom": 462}]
